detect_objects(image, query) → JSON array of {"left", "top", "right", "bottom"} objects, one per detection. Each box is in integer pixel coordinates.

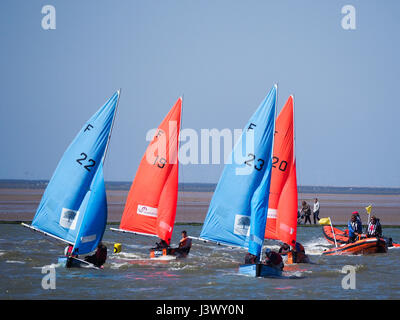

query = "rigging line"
[
  {"left": 103, "top": 88, "right": 121, "bottom": 165},
  {"left": 179, "top": 93, "right": 186, "bottom": 224},
  {"left": 292, "top": 93, "right": 302, "bottom": 204}
]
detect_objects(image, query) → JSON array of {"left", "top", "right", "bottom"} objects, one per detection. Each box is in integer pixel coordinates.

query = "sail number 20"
[{"left": 272, "top": 156, "right": 288, "bottom": 171}]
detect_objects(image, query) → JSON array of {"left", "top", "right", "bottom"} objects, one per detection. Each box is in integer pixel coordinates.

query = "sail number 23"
[{"left": 244, "top": 153, "right": 265, "bottom": 171}]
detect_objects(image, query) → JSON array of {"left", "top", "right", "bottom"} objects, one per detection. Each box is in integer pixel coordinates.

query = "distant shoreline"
[
  {"left": 1, "top": 179, "right": 400, "bottom": 195},
  {"left": 4, "top": 221, "right": 400, "bottom": 228}
]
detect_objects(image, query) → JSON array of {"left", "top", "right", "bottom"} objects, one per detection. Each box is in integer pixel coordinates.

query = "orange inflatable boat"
[
  {"left": 322, "top": 226, "right": 400, "bottom": 248},
  {"left": 322, "top": 237, "right": 388, "bottom": 256}
]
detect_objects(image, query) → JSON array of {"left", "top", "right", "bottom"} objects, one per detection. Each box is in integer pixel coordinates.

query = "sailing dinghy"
[
  {"left": 111, "top": 97, "right": 182, "bottom": 260},
  {"left": 264, "top": 96, "right": 309, "bottom": 264},
  {"left": 199, "top": 85, "right": 279, "bottom": 277},
  {"left": 22, "top": 91, "right": 120, "bottom": 269}
]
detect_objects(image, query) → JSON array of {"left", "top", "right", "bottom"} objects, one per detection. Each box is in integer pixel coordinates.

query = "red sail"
[
  {"left": 264, "top": 95, "right": 297, "bottom": 245},
  {"left": 119, "top": 98, "right": 182, "bottom": 244},
  {"left": 276, "top": 162, "right": 298, "bottom": 246}
]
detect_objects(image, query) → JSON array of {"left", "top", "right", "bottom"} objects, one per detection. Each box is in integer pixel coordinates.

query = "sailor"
[
  {"left": 154, "top": 239, "right": 170, "bottom": 249},
  {"left": 347, "top": 214, "right": 363, "bottom": 243},
  {"left": 280, "top": 242, "right": 309, "bottom": 263},
  {"left": 292, "top": 242, "right": 309, "bottom": 263},
  {"left": 64, "top": 244, "right": 78, "bottom": 258},
  {"left": 262, "top": 248, "right": 284, "bottom": 271},
  {"left": 64, "top": 244, "right": 73, "bottom": 256},
  {"left": 171, "top": 230, "right": 192, "bottom": 257},
  {"left": 84, "top": 242, "right": 107, "bottom": 268},
  {"left": 244, "top": 252, "right": 259, "bottom": 264},
  {"left": 278, "top": 243, "right": 291, "bottom": 255},
  {"left": 366, "top": 216, "right": 382, "bottom": 238}
]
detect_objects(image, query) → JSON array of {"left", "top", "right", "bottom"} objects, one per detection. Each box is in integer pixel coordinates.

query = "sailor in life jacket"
[
  {"left": 279, "top": 242, "right": 308, "bottom": 263},
  {"left": 244, "top": 252, "right": 259, "bottom": 264},
  {"left": 366, "top": 216, "right": 382, "bottom": 238},
  {"left": 178, "top": 231, "right": 192, "bottom": 252},
  {"left": 347, "top": 214, "right": 363, "bottom": 243},
  {"left": 171, "top": 230, "right": 192, "bottom": 257},
  {"left": 64, "top": 244, "right": 78, "bottom": 258},
  {"left": 262, "top": 248, "right": 284, "bottom": 271},
  {"left": 278, "top": 243, "right": 291, "bottom": 255},
  {"left": 84, "top": 242, "right": 107, "bottom": 268}
]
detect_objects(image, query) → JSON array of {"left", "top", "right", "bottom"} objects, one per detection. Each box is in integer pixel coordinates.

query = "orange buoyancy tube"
[
  {"left": 322, "top": 237, "right": 387, "bottom": 256},
  {"left": 322, "top": 226, "right": 349, "bottom": 245}
]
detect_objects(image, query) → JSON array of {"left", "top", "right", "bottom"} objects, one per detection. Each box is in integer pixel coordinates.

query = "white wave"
[
  {"left": 6, "top": 260, "right": 26, "bottom": 264},
  {"left": 263, "top": 237, "right": 331, "bottom": 256},
  {"left": 110, "top": 262, "right": 129, "bottom": 269},
  {"left": 113, "top": 252, "right": 143, "bottom": 259},
  {"left": 303, "top": 237, "right": 332, "bottom": 255}
]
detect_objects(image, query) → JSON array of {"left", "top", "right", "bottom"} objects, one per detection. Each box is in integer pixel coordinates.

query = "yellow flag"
[
  {"left": 365, "top": 205, "right": 372, "bottom": 215},
  {"left": 318, "top": 217, "right": 331, "bottom": 225}
]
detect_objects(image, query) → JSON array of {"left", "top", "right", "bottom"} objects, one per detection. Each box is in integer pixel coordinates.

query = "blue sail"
[
  {"left": 31, "top": 91, "right": 119, "bottom": 250},
  {"left": 200, "top": 86, "right": 276, "bottom": 258},
  {"left": 72, "top": 162, "right": 107, "bottom": 255}
]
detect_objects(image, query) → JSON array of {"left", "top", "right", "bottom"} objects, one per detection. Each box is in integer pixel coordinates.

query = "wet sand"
[{"left": 0, "top": 188, "right": 399, "bottom": 225}]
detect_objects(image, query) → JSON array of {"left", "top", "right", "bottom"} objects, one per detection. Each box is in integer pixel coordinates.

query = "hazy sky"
[{"left": 1, "top": 0, "right": 399, "bottom": 187}]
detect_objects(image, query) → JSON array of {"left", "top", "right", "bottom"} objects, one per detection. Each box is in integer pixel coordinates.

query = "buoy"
[{"left": 114, "top": 243, "right": 122, "bottom": 253}]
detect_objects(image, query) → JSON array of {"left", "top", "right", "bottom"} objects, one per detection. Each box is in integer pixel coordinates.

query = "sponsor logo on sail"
[
  {"left": 137, "top": 205, "right": 158, "bottom": 217},
  {"left": 59, "top": 208, "right": 79, "bottom": 230},
  {"left": 234, "top": 214, "right": 250, "bottom": 236},
  {"left": 80, "top": 234, "right": 97, "bottom": 243}
]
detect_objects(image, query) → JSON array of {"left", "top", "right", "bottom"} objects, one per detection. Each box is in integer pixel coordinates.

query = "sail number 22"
[{"left": 76, "top": 153, "right": 96, "bottom": 172}]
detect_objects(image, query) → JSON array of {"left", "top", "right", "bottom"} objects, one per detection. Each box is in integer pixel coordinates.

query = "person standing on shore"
[
  {"left": 301, "top": 201, "right": 312, "bottom": 224},
  {"left": 313, "top": 198, "right": 320, "bottom": 224}
]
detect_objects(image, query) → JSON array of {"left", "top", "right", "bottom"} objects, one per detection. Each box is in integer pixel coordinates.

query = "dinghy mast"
[{"left": 102, "top": 89, "right": 121, "bottom": 165}]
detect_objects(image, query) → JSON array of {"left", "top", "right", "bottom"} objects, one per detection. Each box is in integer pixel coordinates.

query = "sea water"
[{"left": 0, "top": 224, "right": 400, "bottom": 300}]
